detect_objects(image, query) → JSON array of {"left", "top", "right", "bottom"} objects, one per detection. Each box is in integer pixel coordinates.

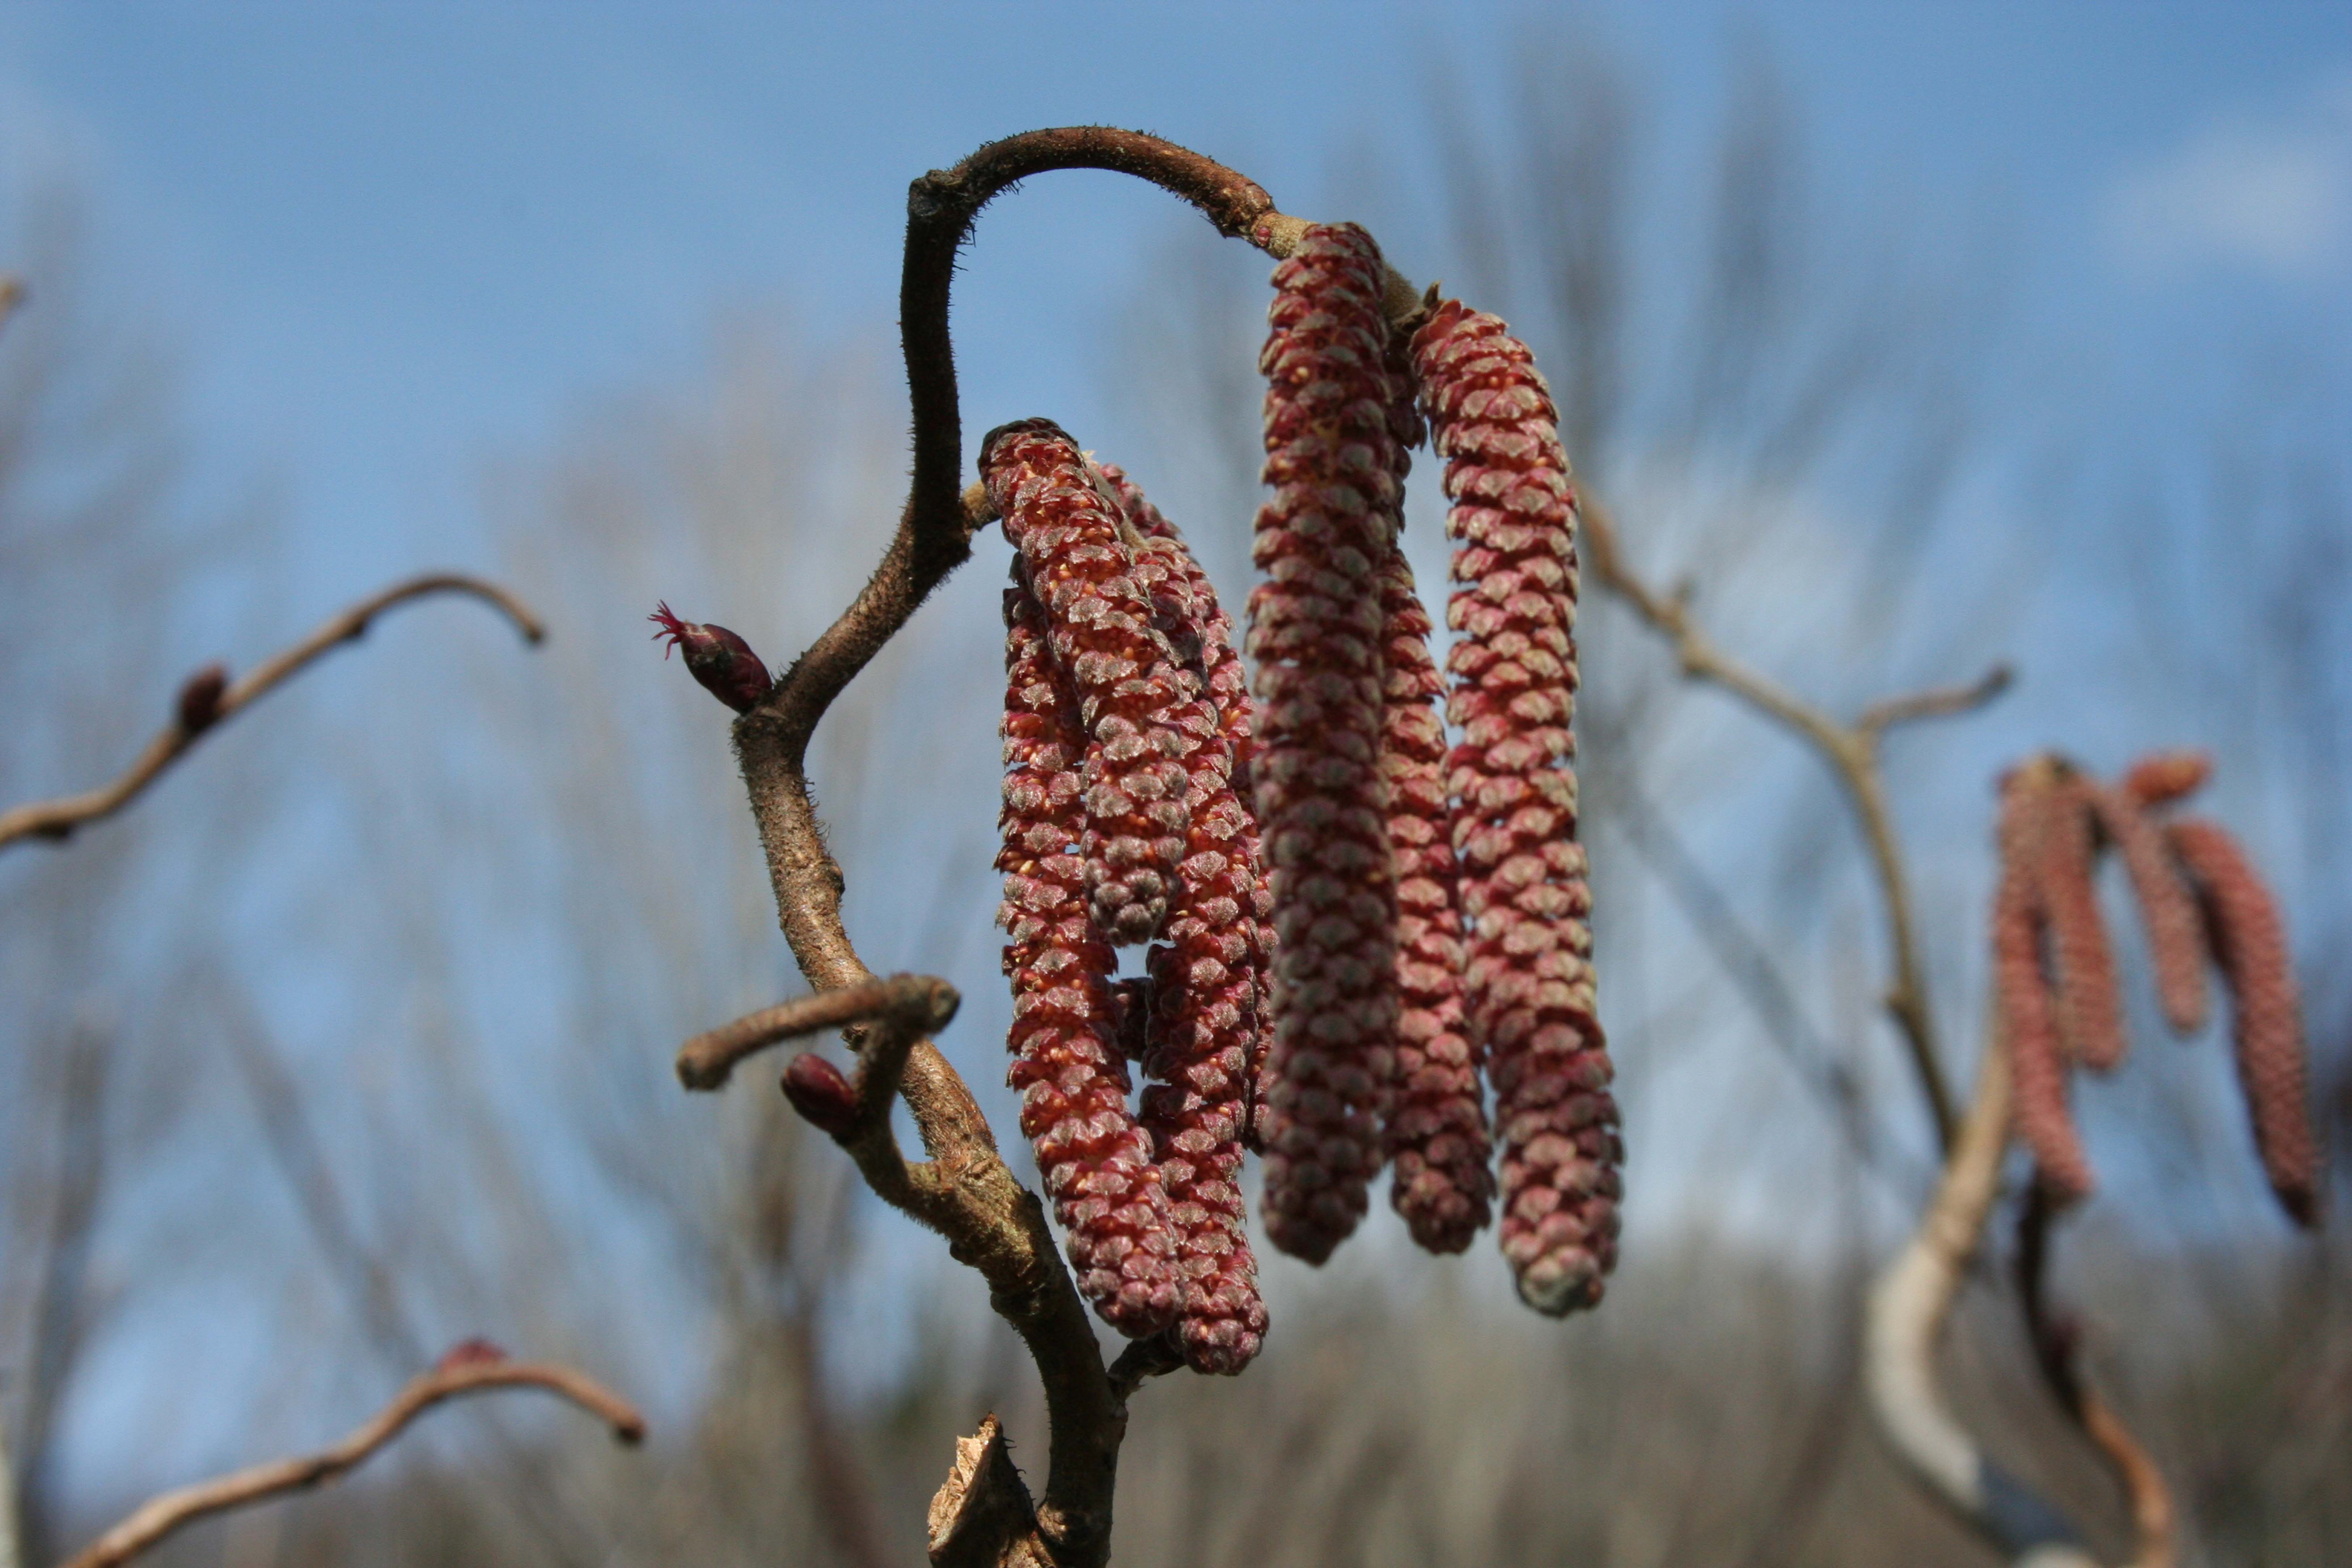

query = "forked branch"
[
  {"left": 61, "top": 1347, "right": 643, "bottom": 1568},
  {"left": 0, "top": 573, "right": 545, "bottom": 854},
  {"left": 1578, "top": 495, "right": 2009, "bottom": 1149},
  {"left": 712, "top": 127, "right": 1410, "bottom": 1568}
]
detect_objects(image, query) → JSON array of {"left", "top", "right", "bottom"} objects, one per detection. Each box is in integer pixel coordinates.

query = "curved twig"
[
  {"left": 676, "top": 977, "right": 939, "bottom": 1090},
  {"left": 61, "top": 1350, "right": 642, "bottom": 1568},
  {"left": 725, "top": 133, "right": 1327, "bottom": 1565},
  {"left": 0, "top": 573, "right": 545, "bottom": 854},
  {"left": 2017, "top": 1187, "right": 2178, "bottom": 1568},
  {"left": 1865, "top": 1041, "right": 2100, "bottom": 1564},
  {"left": 1579, "top": 494, "right": 2007, "bottom": 1150}
]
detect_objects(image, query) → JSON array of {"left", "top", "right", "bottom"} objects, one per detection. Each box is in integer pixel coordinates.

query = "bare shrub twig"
[
  {"left": 0, "top": 573, "right": 546, "bottom": 853},
  {"left": 61, "top": 1347, "right": 643, "bottom": 1568},
  {"left": 1578, "top": 494, "right": 2009, "bottom": 1148}
]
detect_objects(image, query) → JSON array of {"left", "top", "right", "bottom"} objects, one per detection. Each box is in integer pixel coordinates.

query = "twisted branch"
[
  {"left": 1865, "top": 1041, "right": 2099, "bottom": 1564},
  {"left": 718, "top": 131, "right": 1355, "bottom": 1565},
  {"left": 0, "top": 573, "right": 545, "bottom": 854},
  {"left": 1579, "top": 495, "right": 2009, "bottom": 1150},
  {"left": 61, "top": 1351, "right": 642, "bottom": 1568}
]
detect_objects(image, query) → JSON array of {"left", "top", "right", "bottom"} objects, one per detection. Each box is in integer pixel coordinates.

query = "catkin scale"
[
  {"left": 984, "top": 420, "right": 1192, "bottom": 947},
  {"left": 995, "top": 576, "right": 1181, "bottom": 1336},
  {"left": 1249, "top": 224, "right": 1404, "bottom": 1264},
  {"left": 1414, "top": 298, "right": 1617, "bottom": 1314},
  {"left": 2168, "top": 818, "right": 2321, "bottom": 1227}
]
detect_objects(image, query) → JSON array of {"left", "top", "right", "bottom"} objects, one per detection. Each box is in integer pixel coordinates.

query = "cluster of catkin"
[
  {"left": 985, "top": 220, "right": 1618, "bottom": 1334},
  {"left": 1993, "top": 751, "right": 2318, "bottom": 1225}
]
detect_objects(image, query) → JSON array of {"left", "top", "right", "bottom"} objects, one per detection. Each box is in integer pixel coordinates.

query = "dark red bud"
[
  {"left": 649, "top": 601, "right": 773, "bottom": 713},
  {"left": 781, "top": 1051, "right": 859, "bottom": 1136},
  {"left": 434, "top": 1336, "right": 509, "bottom": 1372},
  {"left": 177, "top": 663, "right": 229, "bottom": 733}
]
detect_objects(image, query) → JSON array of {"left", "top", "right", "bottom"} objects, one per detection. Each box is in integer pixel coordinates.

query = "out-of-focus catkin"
[
  {"left": 2122, "top": 749, "right": 2212, "bottom": 809},
  {"left": 1248, "top": 224, "right": 1404, "bottom": 1264},
  {"left": 996, "top": 575, "right": 1181, "bottom": 1336},
  {"left": 984, "top": 419, "right": 1191, "bottom": 947},
  {"left": 1413, "top": 298, "right": 1617, "bottom": 1315},
  {"left": 2168, "top": 817, "right": 2321, "bottom": 1227},
  {"left": 2088, "top": 778, "right": 2209, "bottom": 1035},
  {"left": 1995, "top": 767, "right": 2095, "bottom": 1205},
  {"left": 2035, "top": 778, "right": 2127, "bottom": 1072}
]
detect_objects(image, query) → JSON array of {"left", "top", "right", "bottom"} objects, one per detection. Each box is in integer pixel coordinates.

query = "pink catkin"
[
  {"left": 1995, "top": 773, "right": 2095, "bottom": 1205},
  {"left": 995, "top": 576, "right": 1180, "bottom": 1336},
  {"left": 2167, "top": 818, "right": 2321, "bottom": 1227},
  {"left": 1092, "top": 464, "right": 1269, "bottom": 1373},
  {"left": 2035, "top": 779, "right": 2128, "bottom": 1072},
  {"left": 1249, "top": 224, "right": 1404, "bottom": 1264},
  {"left": 984, "top": 420, "right": 1191, "bottom": 947},
  {"left": 2087, "top": 778, "right": 2210, "bottom": 1035},
  {"left": 1413, "top": 299, "right": 1617, "bottom": 1315}
]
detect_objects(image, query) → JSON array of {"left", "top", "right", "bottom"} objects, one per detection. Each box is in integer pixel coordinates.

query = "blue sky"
[
  {"left": 0, "top": 0, "right": 2344, "bottom": 597},
  {"left": 3, "top": 0, "right": 2349, "bottom": 1500}
]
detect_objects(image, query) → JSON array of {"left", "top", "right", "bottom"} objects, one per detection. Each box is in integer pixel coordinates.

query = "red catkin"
[
  {"left": 1102, "top": 460, "right": 1277, "bottom": 1155},
  {"left": 2087, "top": 777, "right": 2210, "bottom": 1035},
  {"left": 1093, "top": 464, "right": 1268, "bottom": 1373},
  {"left": 996, "top": 575, "right": 1180, "bottom": 1336},
  {"left": 1413, "top": 298, "right": 1617, "bottom": 1315},
  {"left": 2168, "top": 818, "right": 2321, "bottom": 1227},
  {"left": 2035, "top": 778, "right": 2127, "bottom": 1072},
  {"left": 2122, "top": 749, "right": 2212, "bottom": 808},
  {"left": 984, "top": 420, "right": 1191, "bottom": 947},
  {"left": 1996, "top": 769, "right": 2095, "bottom": 1205},
  {"left": 1249, "top": 224, "right": 1404, "bottom": 1263}
]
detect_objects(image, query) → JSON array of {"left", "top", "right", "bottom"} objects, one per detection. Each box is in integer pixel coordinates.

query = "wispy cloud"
[{"left": 2103, "top": 67, "right": 2352, "bottom": 283}]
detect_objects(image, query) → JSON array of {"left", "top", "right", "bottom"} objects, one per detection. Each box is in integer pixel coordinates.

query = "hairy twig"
[
  {"left": 676, "top": 977, "right": 942, "bottom": 1090},
  {"left": 60, "top": 1349, "right": 643, "bottom": 1568},
  {"left": 0, "top": 573, "right": 545, "bottom": 854},
  {"left": 1579, "top": 495, "right": 2008, "bottom": 1150}
]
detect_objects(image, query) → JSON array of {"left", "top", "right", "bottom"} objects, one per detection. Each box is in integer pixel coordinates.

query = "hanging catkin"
[
  {"left": 1090, "top": 463, "right": 1269, "bottom": 1373},
  {"left": 1413, "top": 298, "right": 1617, "bottom": 1314},
  {"left": 1994, "top": 766, "right": 2095, "bottom": 1204},
  {"left": 1102, "top": 463, "right": 1279, "bottom": 1157},
  {"left": 2168, "top": 817, "right": 2321, "bottom": 1227},
  {"left": 984, "top": 419, "right": 1191, "bottom": 947},
  {"left": 995, "top": 574, "right": 1181, "bottom": 1335},
  {"left": 2087, "top": 775, "right": 2209, "bottom": 1035},
  {"left": 2035, "top": 777, "right": 2127, "bottom": 1072},
  {"left": 1249, "top": 223, "right": 1404, "bottom": 1263}
]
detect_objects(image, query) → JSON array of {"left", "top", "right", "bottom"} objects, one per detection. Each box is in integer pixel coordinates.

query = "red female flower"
[{"left": 648, "top": 601, "right": 773, "bottom": 713}]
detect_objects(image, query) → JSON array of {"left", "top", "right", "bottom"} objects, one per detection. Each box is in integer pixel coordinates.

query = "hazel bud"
[
  {"left": 781, "top": 1051, "right": 859, "bottom": 1136},
  {"left": 177, "top": 663, "right": 229, "bottom": 734},
  {"left": 649, "top": 601, "right": 773, "bottom": 713}
]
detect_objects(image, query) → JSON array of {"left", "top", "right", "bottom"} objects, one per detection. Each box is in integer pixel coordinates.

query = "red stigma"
[{"left": 649, "top": 600, "right": 690, "bottom": 659}]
